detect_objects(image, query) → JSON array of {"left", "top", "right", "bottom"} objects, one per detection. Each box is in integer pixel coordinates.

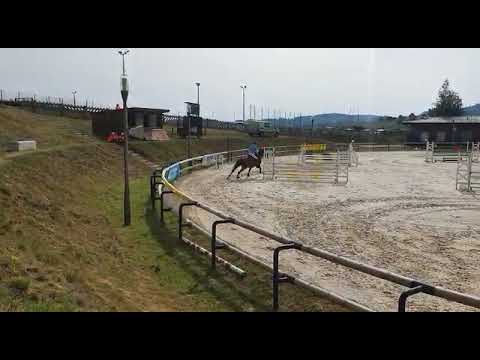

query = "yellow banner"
[{"left": 304, "top": 144, "right": 326, "bottom": 151}]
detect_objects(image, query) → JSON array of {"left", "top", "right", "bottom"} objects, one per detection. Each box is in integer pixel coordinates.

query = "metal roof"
[
  {"left": 403, "top": 116, "right": 480, "bottom": 124},
  {"left": 129, "top": 107, "right": 170, "bottom": 113}
]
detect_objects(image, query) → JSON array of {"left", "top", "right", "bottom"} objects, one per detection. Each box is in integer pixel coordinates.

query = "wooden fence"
[{"left": 0, "top": 98, "right": 110, "bottom": 114}]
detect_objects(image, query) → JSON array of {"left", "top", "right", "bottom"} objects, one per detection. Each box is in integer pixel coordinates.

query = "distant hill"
[
  {"left": 462, "top": 104, "right": 480, "bottom": 116},
  {"left": 310, "top": 113, "right": 381, "bottom": 125}
]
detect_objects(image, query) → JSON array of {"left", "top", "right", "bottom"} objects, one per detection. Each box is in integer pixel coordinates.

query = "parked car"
[
  {"left": 106, "top": 131, "right": 125, "bottom": 143},
  {"left": 245, "top": 120, "right": 279, "bottom": 137}
]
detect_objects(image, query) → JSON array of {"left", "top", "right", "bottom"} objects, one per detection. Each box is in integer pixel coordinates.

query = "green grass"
[
  {"left": 0, "top": 105, "right": 92, "bottom": 155},
  {"left": 0, "top": 106, "right": 347, "bottom": 311},
  {"left": 97, "top": 178, "right": 346, "bottom": 312}
]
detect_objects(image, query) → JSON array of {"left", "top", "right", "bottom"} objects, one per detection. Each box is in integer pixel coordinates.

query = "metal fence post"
[
  {"left": 272, "top": 147, "right": 276, "bottom": 180},
  {"left": 467, "top": 153, "right": 472, "bottom": 191},
  {"left": 335, "top": 150, "right": 339, "bottom": 184},
  {"left": 398, "top": 284, "right": 432, "bottom": 312},
  {"left": 160, "top": 189, "right": 173, "bottom": 223},
  {"left": 227, "top": 137, "right": 231, "bottom": 162},
  {"left": 211, "top": 219, "right": 234, "bottom": 269},
  {"left": 273, "top": 243, "right": 301, "bottom": 311},
  {"left": 178, "top": 202, "right": 197, "bottom": 241}
]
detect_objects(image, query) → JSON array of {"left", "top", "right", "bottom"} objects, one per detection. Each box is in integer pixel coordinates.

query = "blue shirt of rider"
[{"left": 248, "top": 143, "right": 258, "bottom": 158}]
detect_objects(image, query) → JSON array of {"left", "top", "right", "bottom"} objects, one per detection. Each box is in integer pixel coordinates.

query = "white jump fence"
[
  {"left": 456, "top": 152, "right": 480, "bottom": 193},
  {"left": 262, "top": 144, "right": 350, "bottom": 184},
  {"left": 348, "top": 142, "right": 359, "bottom": 167},
  {"left": 425, "top": 141, "right": 478, "bottom": 163},
  {"left": 473, "top": 142, "right": 479, "bottom": 163}
]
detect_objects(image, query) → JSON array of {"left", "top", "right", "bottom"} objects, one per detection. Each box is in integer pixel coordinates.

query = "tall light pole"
[
  {"left": 118, "top": 49, "right": 131, "bottom": 226},
  {"left": 72, "top": 91, "right": 77, "bottom": 106},
  {"left": 240, "top": 85, "right": 246, "bottom": 122},
  {"left": 196, "top": 82, "right": 203, "bottom": 135}
]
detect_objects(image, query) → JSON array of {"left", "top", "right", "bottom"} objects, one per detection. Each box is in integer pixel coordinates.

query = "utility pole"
[
  {"left": 254, "top": 105, "right": 256, "bottom": 120},
  {"left": 118, "top": 49, "right": 131, "bottom": 226},
  {"left": 196, "top": 82, "right": 203, "bottom": 135},
  {"left": 240, "top": 85, "right": 247, "bottom": 122}
]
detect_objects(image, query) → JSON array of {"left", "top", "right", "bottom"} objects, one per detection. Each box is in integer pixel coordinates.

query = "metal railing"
[{"left": 151, "top": 147, "right": 480, "bottom": 312}]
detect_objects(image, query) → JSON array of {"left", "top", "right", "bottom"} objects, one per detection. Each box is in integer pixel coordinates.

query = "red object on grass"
[{"left": 106, "top": 131, "right": 125, "bottom": 143}]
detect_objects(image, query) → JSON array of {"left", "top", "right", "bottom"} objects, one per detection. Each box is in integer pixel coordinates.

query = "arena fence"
[
  {"left": 425, "top": 141, "right": 476, "bottom": 163},
  {"left": 456, "top": 152, "right": 480, "bottom": 193},
  {"left": 150, "top": 146, "right": 480, "bottom": 312},
  {"left": 349, "top": 143, "right": 417, "bottom": 152}
]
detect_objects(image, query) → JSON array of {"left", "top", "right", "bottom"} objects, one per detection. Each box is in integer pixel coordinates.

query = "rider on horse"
[
  {"left": 248, "top": 141, "right": 258, "bottom": 160},
  {"left": 227, "top": 141, "right": 264, "bottom": 180}
]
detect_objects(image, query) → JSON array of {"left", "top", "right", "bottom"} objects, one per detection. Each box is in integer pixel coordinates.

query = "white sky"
[{"left": 1, "top": 48, "right": 479, "bottom": 121}]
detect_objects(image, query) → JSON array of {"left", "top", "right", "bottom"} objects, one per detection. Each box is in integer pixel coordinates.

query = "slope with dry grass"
[{"left": 0, "top": 106, "right": 235, "bottom": 311}]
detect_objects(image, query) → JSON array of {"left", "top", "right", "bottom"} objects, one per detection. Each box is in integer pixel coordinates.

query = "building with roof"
[
  {"left": 403, "top": 116, "right": 480, "bottom": 143},
  {"left": 91, "top": 106, "right": 170, "bottom": 140}
]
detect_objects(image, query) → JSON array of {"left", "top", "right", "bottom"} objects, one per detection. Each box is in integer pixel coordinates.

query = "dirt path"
[{"left": 175, "top": 151, "right": 480, "bottom": 311}]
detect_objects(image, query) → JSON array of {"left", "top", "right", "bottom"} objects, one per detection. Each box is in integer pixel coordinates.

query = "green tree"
[{"left": 429, "top": 79, "right": 463, "bottom": 117}]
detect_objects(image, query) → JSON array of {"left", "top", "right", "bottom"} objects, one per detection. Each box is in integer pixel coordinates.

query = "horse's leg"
[
  {"left": 237, "top": 165, "right": 246, "bottom": 179},
  {"left": 247, "top": 167, "right": 252, "bottom": 177},
  {"left": 227, "top": 161, "right": 240, "bottom": 179}
]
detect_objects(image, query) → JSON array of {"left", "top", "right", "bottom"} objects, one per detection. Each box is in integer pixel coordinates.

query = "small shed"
[
  {"left": 128, "top": 107, "right": 169, "bottom": 128},
  {"left": 91, "top": 107, "right": 170, "bottom": 139}
]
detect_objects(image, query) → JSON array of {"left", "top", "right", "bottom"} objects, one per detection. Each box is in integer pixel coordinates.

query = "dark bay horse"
[{"left": 227, "top": 148, "right": 265, "bottom": 180}]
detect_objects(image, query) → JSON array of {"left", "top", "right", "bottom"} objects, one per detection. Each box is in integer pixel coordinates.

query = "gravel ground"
[{"left": 175, "top": 151, "right": 480, "bottom": 311}]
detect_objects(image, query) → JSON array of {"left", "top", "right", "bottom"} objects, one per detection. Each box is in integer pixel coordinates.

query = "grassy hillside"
[
  {"left": 0, "top": 106, "right": 346, "bottom": 312},
  {"left": 0, "top": 105, "right": 92, "bottom": 153}
]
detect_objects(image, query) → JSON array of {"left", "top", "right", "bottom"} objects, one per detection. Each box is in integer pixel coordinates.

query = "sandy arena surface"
[{"left": 174, "top": 151, "right": 480, "bottom": 311}]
